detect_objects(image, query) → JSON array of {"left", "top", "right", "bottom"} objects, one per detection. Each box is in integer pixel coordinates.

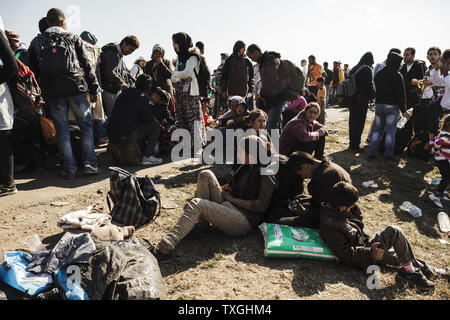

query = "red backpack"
[{"left": 12, "top": 59, "right": 42, "bottom": 110}]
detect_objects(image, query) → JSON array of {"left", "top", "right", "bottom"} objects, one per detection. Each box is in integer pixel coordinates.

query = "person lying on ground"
[
  {"left": 153, "top": 135, "right": 278, "bottom": 260},
  {"left": 320, "top": 181, "right": 449, "bottom": 292}
]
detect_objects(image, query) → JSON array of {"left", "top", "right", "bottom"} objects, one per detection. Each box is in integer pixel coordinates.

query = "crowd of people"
[{"left": 1, "top": 7, "right": 450, "bottom": 293}]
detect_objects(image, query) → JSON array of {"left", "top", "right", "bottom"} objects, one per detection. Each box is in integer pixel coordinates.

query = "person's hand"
[
  {"left": 221, "top": 184, "right": 232, "bottom": 192},
  {"left": 185, "top": 76, "right": 192, "bottom": 82},
  {"left": 370, "top": 242, "right": 385, "bottom": 261},
  {"left": 317, "top": 127, "right": 328, "bottom": 137},
  {"left": 222, "top": 191, "right": 233, "bottom": 202},
  {"left": 121, "top": 82, "right": 128, "bottom": 89},
  {"left": 402, "top": 112, "right": 411, "bottom": 120},
  {"left": 411, "top": 78, "right": 419, "bottom": 86},
  {"left": 295, "top": 194, "right": 312, "bottom": 203}
]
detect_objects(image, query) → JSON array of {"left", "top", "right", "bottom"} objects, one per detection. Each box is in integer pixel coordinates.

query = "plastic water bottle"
[
  {"left": 400, "top": 201, "right": 422, "bottom": 218},
  {"left": 437, "top": 212, "right": 450, "bottom": 233},
  {"left": 397, "top": 117, "right": 408, "bottom": 129}
]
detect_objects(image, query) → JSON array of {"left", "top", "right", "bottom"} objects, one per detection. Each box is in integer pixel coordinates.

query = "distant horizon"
[{"left": 1, "top": 0, "right": 449, "bottom": 71}]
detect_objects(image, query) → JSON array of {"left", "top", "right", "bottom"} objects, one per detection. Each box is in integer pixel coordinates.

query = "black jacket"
[
  {"left": 144, "top": 58, "right": 173, "bottom": 95},
  {"left": 0, "top": 31, "right": 18, "bottom": 85},
  {"left": 100, "top": 43, "right": 131, "bottom": 94},
  {"left": 107, "top": 88, "right": 154, "bottom": 140},
  {"left": 350, "top": 52, "right": 375, "bottom": 103},
  {"left": 258, "top": 51, "right": 289, "bottom": 104},
  {"left": 220, "top": 53, "right": 254, "bottom": 97},
  {"left": 28, "top": 31, "right": 98, "bottom": 98},
  {"left": 374, "top": 52, "right": 407, "bottom": 113},
  {"left": 400, "top": 60, "right": 426, "bottom": 107}
]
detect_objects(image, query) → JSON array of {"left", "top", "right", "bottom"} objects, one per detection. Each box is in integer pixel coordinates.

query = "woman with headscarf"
[
  {"left": 348, "top": 52, "right": 375, "bottom": 151},
  {"left": 171, "top": 32, "right": 205, "bottom": 151}
]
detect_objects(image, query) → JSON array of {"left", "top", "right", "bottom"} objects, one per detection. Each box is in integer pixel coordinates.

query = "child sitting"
[
  {"left": 150, "top": 87, "right": 175, "bottom": 126},
  {"left": 216, "top": 96, "right": 246, "bottom": 128},
  {"left": 226, "top": 101, "right": 249, "bottom": 129},
  {"left": 319, "top": 181, "right": 449, "bottom": 292},
  {"left": 201, "top": 97, "right": 216, "bottom": 129},
  {"left": 432, "top": 114, "right": 450, "bottom": 198}
]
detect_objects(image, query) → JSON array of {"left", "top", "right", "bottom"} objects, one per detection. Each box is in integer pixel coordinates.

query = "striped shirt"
[{"left": 433, "top": 131, "right": 450, "bottom": 162}]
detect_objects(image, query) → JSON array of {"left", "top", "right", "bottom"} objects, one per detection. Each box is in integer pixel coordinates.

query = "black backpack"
[
  {"left": 38, "top": 32, "right": 87, "bottom": 98},
  {"left": 280, "top": 60, "right": 305, "bottom": 102},
  {"left": 193, "top": 54, "right": 211, "bottom": 97}
]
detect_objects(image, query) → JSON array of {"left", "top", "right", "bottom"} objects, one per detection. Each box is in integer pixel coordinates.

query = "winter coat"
[{"left": 99, "top": 43, "right": 131, "bottom": 94}]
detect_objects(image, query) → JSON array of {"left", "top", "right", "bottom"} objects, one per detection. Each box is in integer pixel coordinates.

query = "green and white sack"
[{"left": 258, "top": 223, "right": 337, "bottom": 262}]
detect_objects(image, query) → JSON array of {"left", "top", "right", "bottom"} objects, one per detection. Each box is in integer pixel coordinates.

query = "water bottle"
[
  {"left": 400, "top": 201, "right": 422, "bottom": 218},
  {"left": 437, "top": 212, "right": 450, "bottom": 233},
  {"left": 397, "top": 117, "right": 408, "bottom": 129}
]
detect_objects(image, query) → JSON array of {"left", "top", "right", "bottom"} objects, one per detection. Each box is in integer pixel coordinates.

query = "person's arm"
[
  {"left": 395, "top": 74, "right": 407, "bottom": 113},
  {"left": 130, "top": 64, "right": 139, "bottom": 78},
  {"left": 247, "top": 59, "right": 254, "bottom": 94},
  {"left": 223, "top": 175, "right": 277, "bottom": 213},
  {"left": 173, "top": 55, "right": 199, "bottom": 80},
  {"left": 0, "top": 31, "right": 18, "bottom": 84},
  {"left": 293, "top": 120, "right": 324, "bottom": 142},
  {"left": 103, "top": 51, "right": 126, "bottom": 88},
  {"left": 157, "top": 59, "right": 173, "bottom": 80},
  {"left": 27, "top": 37, "right": 40, "bottom": 79},
  {"left": 430, "top": 68, "right": 446, "bottom": 87}
]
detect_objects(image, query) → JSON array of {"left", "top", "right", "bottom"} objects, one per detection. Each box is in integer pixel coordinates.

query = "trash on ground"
[
  {"left": 429, "top": 193, "right": 443, "bottom": 209},
  {"left": 23, "top": 234, "right": 46, "bottom": 253},
  {"left": 57, "top": 205, "right": 111, "bottom": 231},
  {"left": 400, "top": 201, "right": 422, "bottom": 218},
  {"left": 362, "top": 181, "right": 375, "bottom": 188},
  {"left": 437, "top": 212, "right": 450, "bottom": 233},
  {"left": 431, "top": 177, "right": 442, "bottom": 185},
  {"left": 162, "top": 203, "right": 179, "bottom": 210},
  {"left": 50, "top": 202, "right": 69, "bottom": 207},
  {"left": 439, "top": 239, "right": 449, "bottom": 245}
]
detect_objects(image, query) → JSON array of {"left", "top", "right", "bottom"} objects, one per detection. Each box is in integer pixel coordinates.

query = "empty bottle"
[
  {"left": 397, "top": 117, "right": 408, "bottom": 129},
  {"left": 400, "top": 201, "right": 422, "bottom": 218},
  {"left": 437, "top": 212, "right": 450, "bottom": 233}
]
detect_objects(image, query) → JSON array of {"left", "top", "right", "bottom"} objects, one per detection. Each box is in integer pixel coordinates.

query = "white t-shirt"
[
  {"left": 431, "top": 70, "right": 450, "bottom": 110},
  {"left": 406, "top": 64, "right": 413, "bottom": 73},
  {"left": 422, "top": 68, "right": 435, "bottom": 99}
]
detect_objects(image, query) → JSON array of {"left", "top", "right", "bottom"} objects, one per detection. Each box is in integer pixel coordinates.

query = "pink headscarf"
[{"left": 287, "top": 96, "right": 307, "bottom": 111}]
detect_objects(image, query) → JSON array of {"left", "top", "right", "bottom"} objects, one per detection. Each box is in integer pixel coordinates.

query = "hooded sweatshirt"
[
  {"left": 144, "top": 44, "right": 173, "bottom": 94},
  {"left": 259, "top": 51, "right": 288, "bottom": 101},
  {"left": 350, "top": 52, "right": 374, "bottom": 101},
  {"left": 100, "top": 42, "right": 130, "bottom": 94},
  {"left": 374, "top": 52, "right": 406, "bottom": 113}
]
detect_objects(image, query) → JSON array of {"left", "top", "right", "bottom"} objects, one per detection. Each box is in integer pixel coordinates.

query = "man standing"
[
  {"left": 323, "top": 62, "right": 333, "bottom": 107},
  {"left": 100, "top": 35, "right": 139, "bottom": 117},
  {"left": 195, "top": 41, "right": 212, "bottom": 99},
  {"left": 220, "top": 41, "right": 254, "bottom": 99},
  {"left": 28, "top": 8, "right": 100, "bottom": 179},
  {"left": 400, "top": 47, "right": 426, "bottom": 134},
  {"left": 301, "top": 59, "right": 308, "bottom": 87},
  {"left": 343, "top": 64, "right": 350, "bottom": 79},
  {"left": 246, "top": 44, "right": 287, "bottom": 130},
  {"left": 213, "top": 53, "right": 229, "bottom": 118},
  {"left": 306, "top": 55, "right": 326, "bottom": 96},
  {"left": 330, "top": 61, "right": 344, "bottom": 106}
]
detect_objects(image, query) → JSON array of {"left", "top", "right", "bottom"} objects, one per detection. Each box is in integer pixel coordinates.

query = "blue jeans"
[
  {"left": 368, "top": 104, "right": 400, "bottom": 157},
  {"left": 48, "top": 93, "right": 98, "bottom": 174}
]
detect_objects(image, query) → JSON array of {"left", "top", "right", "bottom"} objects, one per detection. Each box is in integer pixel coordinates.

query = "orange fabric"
[{"left": 308, "top": 64, "right": 323, "bottom": 86}]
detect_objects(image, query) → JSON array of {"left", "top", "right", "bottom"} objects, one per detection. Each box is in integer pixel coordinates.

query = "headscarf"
[
  {"left": 350, "top": 52, "right": 374, "bottom": 75},
  {"left": 152, "top": 44, "right": 165, "bottom": 57},
  {"left": 172, "top": 32, "right": 193, "bottom": 64},
  {"left": 385, "top": 52, "right": 403, "bottom": 71}
]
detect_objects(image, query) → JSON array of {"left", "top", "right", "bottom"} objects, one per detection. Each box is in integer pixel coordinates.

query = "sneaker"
[
  {"left": 396, "top": 268, "right": 435, "bottom": 291},
  {"left": 0, "top": 184, "right": 18, "bottom": 197},
  {"left": 416, "top": 259, "right": 439, "bottom": 280},
  {"left": 60, "top": 170, "right": 76, "bottom": 180},
  {"left": 83, "top": 164, "right": 101, "bottom": 175},
  {"left": 141, "top": 155, "right": 163, "bottom": 165}
]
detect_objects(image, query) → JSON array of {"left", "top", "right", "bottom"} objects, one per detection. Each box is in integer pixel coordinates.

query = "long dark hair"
[{"left": 172, "top": 32, "right": 193, "bottom": 64}]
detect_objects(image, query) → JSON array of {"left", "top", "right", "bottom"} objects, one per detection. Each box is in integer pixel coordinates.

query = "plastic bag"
[
  {"left": 0, "top": 252, "right": 53, "bottom": 296},
  {"left": 258, "top": 223, "right": 337, "bottom": 262}
]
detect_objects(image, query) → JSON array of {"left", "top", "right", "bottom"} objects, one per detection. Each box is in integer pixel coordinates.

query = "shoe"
[
  {"left": 396, "top": 268, "right": 435, "bottom": 291},
  {"left": 0, "top": 184, "right": 18, "bottom": 197},
  {"left": 83, "top": 164, "right": 102, "bottom": 175},
  {"left": 141, "top": 155, "right": 163, "bottom": 165},
  {"left": 60, "top": 170, "right": 76, "bottom": 180}
]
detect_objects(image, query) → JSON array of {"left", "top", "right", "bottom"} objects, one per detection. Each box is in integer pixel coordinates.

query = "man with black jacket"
[
  {"left": 28, "top": 8, "right": 100, "bottom": 179},
  {"left": 220, "top": 41, "right": 254, "bottom": 100},
  {"left": 400, "top": 47, "right": 426, "bottom": 134},
  {"left": 368, "top": 51, "right": 410, "bottom": 161},
  {"left": 100, "top": 35, "right": 139, "bottom": 117}
]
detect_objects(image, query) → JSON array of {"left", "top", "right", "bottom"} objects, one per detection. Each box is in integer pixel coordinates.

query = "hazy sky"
[{"left": 2, "top": 0, "right": 449, "bottom": 70}]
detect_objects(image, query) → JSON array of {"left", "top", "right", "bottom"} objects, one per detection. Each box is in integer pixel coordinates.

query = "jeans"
[
  {"left": 102, "top": 90, "right": 120, "bottom": 118},
  {"left": 265, "top": 99, "right": 284, "bottom": 131},
  {"left": 159, "top": 170, "right": 252, "bottom": 251},
  {"left": 368, "top": 104, "right": 400, "bottom": 157},
  {"left": 47, "top": 93, "right": 98, "bottom": 175}
]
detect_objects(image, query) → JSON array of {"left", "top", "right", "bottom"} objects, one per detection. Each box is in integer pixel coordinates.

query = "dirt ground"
[{"left": 0, "top": 107, "right": 449, "bottom": 300}]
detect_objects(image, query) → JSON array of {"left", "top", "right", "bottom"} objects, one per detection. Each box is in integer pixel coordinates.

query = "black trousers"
[
  {"left": 287, "top": 136, "right": 326, "bottom": 160},
  {"left": 0, "top": 130, "right": 14, "bottom": 186},
  {"left": 436, "top": 159, "right": 450, "bottom": 193},
  {"left": 132, "top": 119, "right": 161, "bottom": 158},
  {"left": 349, "top": 95, "right": 369, "bottom": 149}
]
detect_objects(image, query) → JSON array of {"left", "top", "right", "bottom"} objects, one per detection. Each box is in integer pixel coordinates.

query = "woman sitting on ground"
[
  {"left": 279, "top": 102, "right": 328, "bottom": 160},
  {"left": 154, "top": 135, "right": 278, "bottom": 259}
]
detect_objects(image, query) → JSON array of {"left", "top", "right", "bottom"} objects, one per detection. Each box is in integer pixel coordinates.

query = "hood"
[
  {"left": 80, "top": 31, "right": 98, "bottom": 45},
  {"left": 101, "top": 42, "right": 120, "bottom": 54},
  {"left": 152, "top": 43, "right": 165, "bottom": 57},
  {"left": 228, "top": 95, "right": 245, "bottom": 107},
  {"left": 260, "top": 51, "right": 281, "bottom": 65},
  {"left": 385, "top": 52, "right": 403, "bottom": 71},
  {"left": 233, "top": 40, "right": 246, "bottom": 54},
  {"left": 351, "top": 52, "right": 374, "bottom": 74}
]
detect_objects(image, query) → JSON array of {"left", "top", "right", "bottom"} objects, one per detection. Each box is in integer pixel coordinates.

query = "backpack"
[
  {"left": 40, "top": 116, "right": 57, "bottom": 145},
  {"left": 108, "top": 135, "right": 142, "bottom": 166},
  {"left": 11, "top": 59, "right": 42, "bottom": 110},
  {"left": 106, "top": 167, "right": 161, "bottom": 229},
  {"left": 38, "top": 32, "right": 87, "bottom": 98},
  {"left": 193, "top": 54, "right": 211, "bottom": 97},
  {"left": 280, "top": 60, "right": 305, "bottom": 102},
  {"left": 335, "top": 65, "right": 368, "bottom": 107}
]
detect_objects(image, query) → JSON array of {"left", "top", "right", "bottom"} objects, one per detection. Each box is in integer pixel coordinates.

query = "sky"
[{"left": 1, "top": 0, "right": 449, "bottom": 70}]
